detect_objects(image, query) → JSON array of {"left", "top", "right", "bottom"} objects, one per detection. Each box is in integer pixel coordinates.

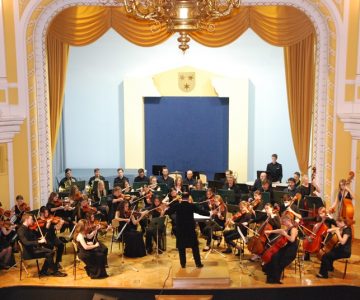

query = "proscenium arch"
[{"left": 22, "top": 0, "right": 340, "bottom": 205}]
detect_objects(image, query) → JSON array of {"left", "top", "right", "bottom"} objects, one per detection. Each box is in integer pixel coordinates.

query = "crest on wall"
[{"left": 178, "top": 72, "right": 195, "bottom": 92}]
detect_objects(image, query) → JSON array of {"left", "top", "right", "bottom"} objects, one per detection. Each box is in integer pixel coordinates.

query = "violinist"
[
  {"left": 251, "top": 172, "right": 268, "bottom": 192},
  {"left": 145, "top": 196, "right": 166, "bottom": 254},
  {"left": 0, "top": 208, "right": 17, "bottom": 251},
  {"left": 46, "top": 192, "right": 74, "bottom": 232},
  {"left": 78, "top": 195, "right": 99, "bottom": 220},
  {"left": 58, "top": 168, "right": 77, "bottom": 192},
  {"left": 113, "top": 168, "right": 129, "bottom": 189},
  {"left": 140, "top": 184, "right": 154, "bottom": 209},
  {"left": 203, "top": 195, "right": 227, "bottom": 252},
  {"left": 17, "top": 213, "right": 67, "bottom": 277},
  {"left": 88, "top": 168, "right": 105, "bottom": 188},
  {"left": 317, "top": 217, "right": 352, "bottom": 278},
  {"left": 0, "top": 228, "right": 15, "bottom": 269},
  {"left": 174, "top": 176, "right": 185, "bottom": 196},
  {"left": 114, "top": 200, "right": 146, "bottom": 257},
  {"left": 330, "top": 178, "right": 355, "bottom": 217},
  {"left": 107, "top": 186, "right": 124, "bottom": 222},
  {"left": 262, "top": 215, "right": 299, "bottom": 284},
  {"left": 197, "top": 188, "right": 216, "bottom": 235},
  {"left": 84, "top": 213, "right": 109, "bottom": 268},
  {"left": 222, "top": 201, "right": 251, "bottom": 256},
  {"left": 74, "top": 219, "right": 108, "bottom": 279},
  {"left": 38, "top": 206, "right": 65, "bottom": 269},
  {"left": 11, "top": 195, "right": 30, "bottom": 225},
  {"left": 194, "top": 179, "right": 205, "bottom": 191}
]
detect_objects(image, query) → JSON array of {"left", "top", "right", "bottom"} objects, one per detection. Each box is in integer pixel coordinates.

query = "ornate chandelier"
[{"left": 122, "top": 0, "right": 242, "bottom": 52}]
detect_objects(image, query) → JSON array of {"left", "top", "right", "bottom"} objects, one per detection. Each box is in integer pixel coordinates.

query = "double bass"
[{"left": 339, "top": 171, "right": 355, "bottom": 224}]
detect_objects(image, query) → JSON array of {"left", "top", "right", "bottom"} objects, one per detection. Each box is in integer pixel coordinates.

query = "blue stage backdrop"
[{"left": 144, "top": 97, "right": 229, "bottom": 179}]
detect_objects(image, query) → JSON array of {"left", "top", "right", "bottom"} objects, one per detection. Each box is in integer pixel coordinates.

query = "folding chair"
[{"left": 18, "top": 240, "right": 42, "bottom": 280}]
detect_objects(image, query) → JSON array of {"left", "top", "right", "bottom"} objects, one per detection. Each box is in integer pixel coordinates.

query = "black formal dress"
[
  {"left": 76, "top": 233, "right": 108, "bottom": 279},
  {"left": 145, "top": 209, "right": 166, "bottom": 253},
  {"left": 319, "top": 226, "right": 352, "bottom": 277},
  {"left": 223, "top": 212, "right": 251, "bottom": 249},
  {"left": 166, "top": 201, "right": 209, "bottom": 267},
  {"left": 262, "top": 227, "right": 298, "bottom": 283}
]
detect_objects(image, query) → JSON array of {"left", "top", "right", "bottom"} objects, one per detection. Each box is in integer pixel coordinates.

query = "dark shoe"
[
  {"left": 235, "top": 250, "right": 241, "bottom": 257},
  {"left": 196, "top": 263, "right": 204, "bottom": 268},
  {"left": 181, "top": 265, "right": 186, "bottom": 268},
  {"left": 303, "top": 253, "right": 310, "bottom": 261},
  {"left": 203, "top": 246, "right": 210, "bottom": 252},
  {"left": 52, "top": 271, "right": 67, "bottom": 277},
  {"left": 316, "top": 273, "right": 328, "bottom": 279},
  {"left": 39, "top": 270, "right": 51, "bottom": 277},
  {"left": 329, "top": 266, "right": 334, "bottom": 272},
  {"left": 147, "top": 249, "right": 153, "bottom": 254},
  {"left": 222, "top": 248, "right": 232, "bottom": 254}
]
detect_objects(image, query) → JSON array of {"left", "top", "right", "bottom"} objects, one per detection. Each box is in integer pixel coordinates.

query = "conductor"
[{"left": 166, "top": 194, "right": 210, "bottom": 268}]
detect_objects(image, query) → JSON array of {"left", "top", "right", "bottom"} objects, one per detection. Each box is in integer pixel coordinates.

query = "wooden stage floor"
[{"left": 1, "top": 231, "right": 360, "bottom": 291}]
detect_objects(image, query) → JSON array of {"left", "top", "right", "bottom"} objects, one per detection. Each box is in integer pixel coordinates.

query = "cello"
[
  {"left": 247, "top": 215, "right": 273, "bottom": 255},
  {"left": 303, "top": 209, "right": 328, "bottom": 253}
]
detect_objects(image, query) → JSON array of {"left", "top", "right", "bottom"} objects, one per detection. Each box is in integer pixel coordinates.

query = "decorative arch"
[{"left": 19, "top": 0, "right": 342, "bottom": 206}]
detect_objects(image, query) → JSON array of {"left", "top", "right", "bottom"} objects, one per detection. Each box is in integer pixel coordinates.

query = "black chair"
[{"left": 18, "top": 241, "right": 43, "bottom": 280}]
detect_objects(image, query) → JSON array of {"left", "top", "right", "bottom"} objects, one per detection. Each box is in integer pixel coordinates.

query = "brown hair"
[{"left": 73, "top": 219, "right": 87, "bottom": 241}]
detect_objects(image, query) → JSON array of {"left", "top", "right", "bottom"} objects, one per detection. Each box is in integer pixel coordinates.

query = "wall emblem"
[{"left": 178, "top": 72, "right": 195, "bottom": 92}]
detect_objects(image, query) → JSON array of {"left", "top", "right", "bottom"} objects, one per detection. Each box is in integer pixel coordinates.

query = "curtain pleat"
[{"left": 47, "top": 5, "right": 315, "bottom": 173}]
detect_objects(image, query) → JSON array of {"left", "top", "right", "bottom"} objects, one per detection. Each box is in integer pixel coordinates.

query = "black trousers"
[
  {"left": 223, "top": 229, "right": 240, "bottom": 248},
  {"left": 320, "top": 247, "right": 350, "bottom": 277},
  {"left": 32, "top": 247, "right": 57, "bottom": 273},
  {"left": 178, "top": 246, "right": 201, "bottom": 267},
  {"left": 44, "top": 238, "right": 64, "bottom": 264}
]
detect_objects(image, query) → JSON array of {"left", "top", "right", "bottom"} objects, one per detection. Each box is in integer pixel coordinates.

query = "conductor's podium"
[{"left": 172, "top": 260, "right": 230, "bottom": 288}]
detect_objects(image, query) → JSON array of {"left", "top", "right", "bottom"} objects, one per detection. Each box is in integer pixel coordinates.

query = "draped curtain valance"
[{"left": 47, "top": 5, "right": 315, "bottom": 174}]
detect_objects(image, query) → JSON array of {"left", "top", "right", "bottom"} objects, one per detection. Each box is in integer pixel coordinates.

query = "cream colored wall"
[{"left": 122, "top": 66, "right": 251, "bottom": 181}]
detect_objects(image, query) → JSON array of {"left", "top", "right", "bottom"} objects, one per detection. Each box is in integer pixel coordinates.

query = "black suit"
[
  {"left": 266, "top": 162, "right": 283, "bottom": 182},
  {"left": 17, "top": 224, "right": 58, "bottom": 273},
  {"left": 167, "top": 201, "right": 209, "bottom": 267}
]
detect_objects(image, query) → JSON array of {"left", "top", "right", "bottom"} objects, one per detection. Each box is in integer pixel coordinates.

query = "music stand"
[
  {"left": 261, "top": 192, "right": 271, "bottom": 205},
  {"left": 132, "top": 182, "right": 148, "bottom": 191},
  {"left": 204, "top": 220, "right": 226, "bottom": 259},
  {"left": 227, "top": 204, "right": 240, "bottom": 215},
  {"left": 207, "top": 180, "right": 224, "bottom": 192},
  {"left": 157, "top": 183, "right": 169, "bottom": 194},
  {"left": 72, "top": 180, "right": 85, "bottom": 191},
  {"left": 148, "top": 216, "right": 166, "bottom": 261},
  {"left": 305, "top": 196, "right": 324, "bottom": 212},
  {"left": 236, "top": 183, "right": 250, "bottom": 193},
  {"left": 152, "top": 165, "right": 166, "bottom": 176},
  {"left": 273, "top": 191, "right": 289, "bottom": 206},
  {"left": 236, "top": 225, "right": 255, "bottom": 276},
  {"left": 218, "top": 189, "right": 236, "bottom": 205},
  {"left": 214, "top": 172, "right": 226, "bottom": 181},
  {"left": 190, "top": 190, "right": 206, "bottom": 203}
]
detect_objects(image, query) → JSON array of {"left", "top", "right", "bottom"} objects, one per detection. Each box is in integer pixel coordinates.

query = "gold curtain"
[{"left": 48, "top": 5, "right": 315, "bottom": 173}]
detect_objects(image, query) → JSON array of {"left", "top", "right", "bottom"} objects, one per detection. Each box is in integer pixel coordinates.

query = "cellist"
[
  {"left": 317, "top": 217, "right": 352, "bottom": 279},
  {"left": 262, "top": 215, "right": 299, "bottom": 284}
]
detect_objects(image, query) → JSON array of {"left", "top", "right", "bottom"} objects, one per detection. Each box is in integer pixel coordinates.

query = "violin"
[
  {"left": 19, "top": 202, "right": 31, "bottom": 212},
  {"left": 0, "top": 220, "right": 15, "bottom": 230},
  {"left": 82, "top": 203, "right": 97, "bottom": 214}
]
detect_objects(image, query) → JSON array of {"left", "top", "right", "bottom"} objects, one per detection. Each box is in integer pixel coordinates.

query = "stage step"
[{"left": 172, "top": 260, "right": 230, "bottom": 288}]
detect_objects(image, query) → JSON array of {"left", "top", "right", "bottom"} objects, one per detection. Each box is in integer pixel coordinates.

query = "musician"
[
  {"left": 283, "top": 178, "right": 298, "bottom": 198},
  {"left": 174, "top": 176, "right": 186, "bottom": 195},
  {"left": 158, "top": 167, "right": 175, "bottom": 189},
  {"left": 59, "top": 168, "right": 77, "bottom": 191},
  {"left": 88, "top": 168, "right": 105, "bottom": 188},
  {"left": 297, "top": 174, "right": 321, "bottom": 217},
  {"left": 223, "top": 175, "right": 241, "bottom": 204},
  {"left": 194, "top": 179, "right": 205, "bottom": 191},
  {"left": 114, "top": 200, "right": 146, "bottom": 257},
  {"left": 140, "top": 184, "right": 154, "bottom": 209},
  {"left": 252, "top": 172, "right": 268, "bottom": 192},
  {"left": 17, "top": 213, "right": 67, "bottom": 277},
  {"left": 197, "top": 188, "right": 216, "bottom": 235},
  {"left": 0, "top": 230, "right": 14, "bottom": 269},
  {"left": 107, "top": 186, "right": 124, "bottom": 222},
  {"left": 134, "top": 168, "right": 149, "bottom": 183},
  {"left": 183, "top": 170, "right": 196, "bottom": 189},
  {"left": 149, "top": 176, "right": 160, "bottom": 191},
  {"left": 266, "top": 154, "right": 283, "bottom": 183},
  {"left": 165, "top": 194, "right": 209, "bottom": 268},
  {"left": 294, "top": 172, "right": 301, "bottom": 187},
  {"left": 113, "top": 168, "right": 129, "bottom": 189},
  {"left": 317, "top": 217, "right": 352, "bottom": 278},
  {"left": 263, "top": 215, "right": 299, "bottom": 284},
  {"left": 11, "top": 195, "right": 30, "bottom": 225},
  {"left": 166, "top": 188, "right": 180, "bottom": 236},
  {"left": 38, "top": 206, "right": 65, "bottom": 269},
  {"left": 222, "top": 201, "right": 251, "bottom": 256},
  {"left": 145, "top": 196, "right": 166, "bottom": 254},
  {"left": 91, "top": 180, "right": 109, "bottom": 221},
  {"left": 74, "top": 219, "right": 108, "bottom": 279},
  {"left": 203, "top": 195, "right": 227, "bottom": 252},
  {"left": 280, "top": 194, "right": 302, "bottom": 222},
  {"left": 260, "top": 180, "right": 274, "bottom": 205},
  {"left": 249, "top": 203, "right": 281, "bottom": 262},
  {"left": 330, "top": 179, "right": 355, "bottom": 216}
]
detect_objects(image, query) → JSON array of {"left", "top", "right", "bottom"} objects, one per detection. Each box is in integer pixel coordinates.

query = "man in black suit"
[
  {"left": 158, "top": 167, "right": 174, "bottom": 189},
  {"left": 17, "top": 214, "right": 67, "bottom": 277},
  {"left": 113, "top": 168, "right": 129, "bottom": 189},
  {"left": 166, "top": 195, "right": 209, "bottom": 268},
  {"left": 266, "top": 154, "right": 283, "bottom": 182},
  {"left": 134, "top": 168, "right": 149, "bottom": 183},
  {"left": 88, "top": 168, "right": 105, "bottom": 187}
]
